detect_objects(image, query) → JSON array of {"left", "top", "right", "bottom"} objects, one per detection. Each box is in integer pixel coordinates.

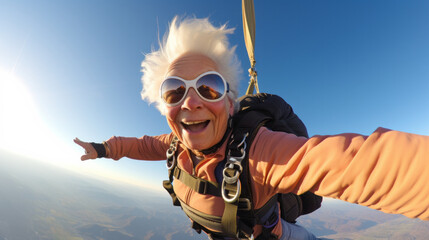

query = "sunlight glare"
[
  {"left": 0, "top": 69, "right": 77, "bottom": 166},
  {"left": 0, "top": 68, "right": 160, "bottom": 190}
]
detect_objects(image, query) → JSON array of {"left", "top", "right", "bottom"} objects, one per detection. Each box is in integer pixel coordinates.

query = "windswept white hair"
[{"left": 141, "top": 16, "right": 241, "bottom": 115}]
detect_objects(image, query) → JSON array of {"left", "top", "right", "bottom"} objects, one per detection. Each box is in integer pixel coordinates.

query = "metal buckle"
[
  {"left": 221, "top": 178, "right": 241, "bottom": 203},
  {"left": 223, "top": 162, "right": 243, "bottom": 184},
  {"left": 228, "top": 134, "right": 248, "bottom": 161},
  {"left": 198, "top": 181, "right": 208, "bottom": 194},
  {"left": 166, "top": 136, "right": 178, "bottom": 170},
  {"left": 238, "top": 198, "right": 252, "bottom": 211},
  {"left": 236, "top": 133, "right": 248, "bottom": 148},
  {"left": 221, "top": 133, "right": 249, "bottom": 204},
  {"left": 166, "top": 152, "right": 176, "bottom": 170}
]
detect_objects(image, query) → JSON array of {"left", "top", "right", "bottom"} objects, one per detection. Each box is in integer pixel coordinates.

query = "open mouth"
[{"left": 181, "top": 120, "right": 210, "bottom": 132}]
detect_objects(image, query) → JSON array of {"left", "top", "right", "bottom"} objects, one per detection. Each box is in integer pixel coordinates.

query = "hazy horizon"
[{"left": 1, "top": 149, "right": 428, "bottom": 239}]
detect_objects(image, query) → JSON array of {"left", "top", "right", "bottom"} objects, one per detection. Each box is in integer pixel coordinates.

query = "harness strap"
[
  {"left": 254, "top": 197, "right": 280, "bottom": 240},
  {"left": 179, "top": 198, "right": 224, "bottom": 233},
  {"left": 254, "top": 196, "right": 279, "bottom": 224},
  {"left": 221, "top": 198, "right": 240, "bottom": 236},
  {"left": 175, "top": 164, "right": 253, "bottom": 237},
  {"left": 173, "top": 166, "right": 221, "bottom": 197},
  {"left": 226, "top": 109, "right": 280, "bottom": 240},
  {"left": 220, "top": 131, "right": 250, "bottom": 237},
  {"left": 162, "top": 180, "right": 180, "bottom": 206},
  {"left": 179, "top": 197, "right": 253, "bottom": 239},
  {"left": 163, "top": 135, "right": 180, "bottom": 206}
]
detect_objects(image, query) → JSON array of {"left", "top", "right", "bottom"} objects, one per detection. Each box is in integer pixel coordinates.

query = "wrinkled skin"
[{"left": 165, "top": 52, "right": 234, "bottom": 156}]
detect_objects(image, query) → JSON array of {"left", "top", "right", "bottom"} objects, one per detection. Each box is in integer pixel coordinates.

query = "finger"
[
  {"left": 74, "top": 138, "right": 86, "bottom": 147},
  {"left": 81, "top": 154, "right": 92, "bottom": 161},
  {"left": 81, "top": 150, "right": 97, "bottom": 161},
  {"left": 74, "top": 138, "right": 93, "bottom": 152}
]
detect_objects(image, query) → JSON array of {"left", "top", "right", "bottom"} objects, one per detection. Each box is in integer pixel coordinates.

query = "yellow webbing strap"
[
  {"left": 242, "top": 0, "right": 259, "bottom": 95},
  {"left": 172, "top": 166, "right": 221, "bottom": 197}
]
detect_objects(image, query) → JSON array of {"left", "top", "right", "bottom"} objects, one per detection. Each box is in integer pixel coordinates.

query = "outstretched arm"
[
  {"left": 250, "top": 127, "right": 429, "bottom": 220},
  {"left": 74, "top": 133, "right": 174, "bottom": 161}
]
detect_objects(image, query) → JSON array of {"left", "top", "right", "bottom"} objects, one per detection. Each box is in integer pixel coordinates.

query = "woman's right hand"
[{"left": 73, "top": 138, "right": 98, "bottom": 161}]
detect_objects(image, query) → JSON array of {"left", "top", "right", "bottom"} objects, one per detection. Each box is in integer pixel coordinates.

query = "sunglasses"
[{"left": 160, "top": 71, "right": 229, "bottom": 106}]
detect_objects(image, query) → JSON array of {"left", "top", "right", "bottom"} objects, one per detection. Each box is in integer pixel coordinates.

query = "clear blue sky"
[{"left": 1, "top": 0, "right": 428, "bottom": 190}]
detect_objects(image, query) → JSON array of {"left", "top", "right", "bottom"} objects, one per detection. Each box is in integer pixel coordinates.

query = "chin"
[
  {"left": 183, "top": 136, "right": 214, "bottom": 151},
  {"left": 187, "top": 141, "right": 210, "bottom": 151}
]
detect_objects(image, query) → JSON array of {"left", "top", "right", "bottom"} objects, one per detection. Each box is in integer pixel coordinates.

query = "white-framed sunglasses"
[{"left": 160, "top": 71, "right": 230, "bottom": 107}]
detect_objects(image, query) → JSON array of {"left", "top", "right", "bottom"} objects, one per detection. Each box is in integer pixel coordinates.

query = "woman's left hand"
[{"left": 73, "top": 138, "right": 98, "bottom": 161}]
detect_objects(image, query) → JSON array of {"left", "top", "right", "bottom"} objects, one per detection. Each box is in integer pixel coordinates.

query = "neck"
[
  {"left": 190, "top": 151, "right": 205, "bottom": 166},
  {"left": 191, "top": 149, "right": 204, "bottom": 158},
  {"left": 200, "top": 116, "right": 232, "bottom": 155}
]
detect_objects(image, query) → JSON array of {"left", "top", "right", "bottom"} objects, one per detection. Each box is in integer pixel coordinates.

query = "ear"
[{"left": 227, "top": 97, "right": 235, "bottom": 115}]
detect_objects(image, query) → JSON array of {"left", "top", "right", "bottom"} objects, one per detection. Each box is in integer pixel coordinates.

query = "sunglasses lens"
[
  {"left": 196, "top": 74, "right": 225, "bottom": 101},
  {"left": 161, "top": 78, "right": 186, "bottom": 104}
]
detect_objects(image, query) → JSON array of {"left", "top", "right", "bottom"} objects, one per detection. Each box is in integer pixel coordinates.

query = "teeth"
[{"left": 183, "top": 120, "right": 206, "bottom": 125}]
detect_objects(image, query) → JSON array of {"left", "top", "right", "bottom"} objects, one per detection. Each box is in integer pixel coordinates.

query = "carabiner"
[
  {"left": 166, "top": 136, "right": 178, "bottom": 170},
  {"left": 228, "top": 133, "right": 248, "bottom": 161},
  {"left": 221, "top": 178, "right": 241, "bottom": 203},
  {"left": 166, "top": 152, "right": 176, "bottom": 170},
  {"left": 237, "top": 133, "right": 248, "bottom": 149},
  {"left": 222, "top": 162, "right": 243, "bottom": 184}
]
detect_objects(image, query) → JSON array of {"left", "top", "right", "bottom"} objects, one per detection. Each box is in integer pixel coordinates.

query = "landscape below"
[{"left": 0, "top": 150, "right": 427, "bottom": 240}]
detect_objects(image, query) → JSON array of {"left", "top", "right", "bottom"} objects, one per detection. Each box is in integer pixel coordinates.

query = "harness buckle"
[
  {"left": 221, "top": 133, "right": 249, "bottom": 204},
  {"left": 166, "top": 136, "right": 178, "bottom": 170},
  {"left": 166, "top": 150, "right": 176, "bottom": 170},
  {"left": 228, "top": 133, "right": 248, "bottom": 162},
  {"left": 238, "top": 198, "right": 252, "bottom": 211},
  {"left": 223, "top": 162, "right": 243, "bottom": 184},
  {"left": 198, "top": 181, "right": 208, "bottom": 194},
  {"left": 221, "top": 178, "right": 241, "bottom": 203},
  {"left": 236, "top": 133, "right": 248, "bottom": 148}
]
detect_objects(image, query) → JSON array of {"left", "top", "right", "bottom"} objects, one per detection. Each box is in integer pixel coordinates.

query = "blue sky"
[{"left": 1, "top": 0, "right": 428, "bottom": 190}]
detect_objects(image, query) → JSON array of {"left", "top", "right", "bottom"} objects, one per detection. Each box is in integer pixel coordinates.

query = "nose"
[{"left": 181, "top": 88, "right": 203, "bottom": 110}]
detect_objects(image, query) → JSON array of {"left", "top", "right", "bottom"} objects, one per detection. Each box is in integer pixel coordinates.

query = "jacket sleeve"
[
  {"left": 105, "top": 133, "right": 173, "bottom": 161},
  {"left": 249, "top": 127, "right": 429, "bottom": 220}
]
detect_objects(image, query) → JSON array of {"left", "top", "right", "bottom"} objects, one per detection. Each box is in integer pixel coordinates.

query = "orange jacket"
[{"left": 106, "top": 127, "right": 429, "bottom": 236}]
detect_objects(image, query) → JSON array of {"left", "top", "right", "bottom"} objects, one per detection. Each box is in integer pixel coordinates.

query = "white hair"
[{"left": 140, "top": 16, "right": 242, "bottom": 115}]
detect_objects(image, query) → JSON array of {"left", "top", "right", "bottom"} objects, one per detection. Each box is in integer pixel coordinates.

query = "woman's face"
[{"left": 164, "top": 53, "right": 234, "bottom": 154}]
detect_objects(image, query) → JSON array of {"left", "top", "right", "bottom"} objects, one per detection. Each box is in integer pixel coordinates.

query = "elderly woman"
[{"left": 75, "top": 17, "right": 429, "bottom": 240}]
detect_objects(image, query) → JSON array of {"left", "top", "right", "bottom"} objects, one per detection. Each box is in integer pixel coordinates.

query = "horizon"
[{"left": 1, "top": 148, "right": 427, "bottom": 239}]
